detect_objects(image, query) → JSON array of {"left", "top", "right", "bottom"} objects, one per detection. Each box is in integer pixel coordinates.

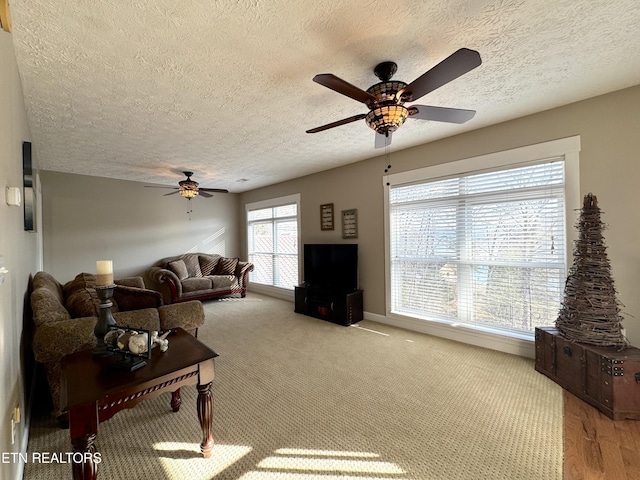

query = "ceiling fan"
[
  {"left": 145, "top": 171, "right": 228, "bottom": 217},
  {"left": 145, "top": 171, "right": 228, "bottom": 198},
  {"left": 306, "top": 48, "right": 482, "bottom": 148}
]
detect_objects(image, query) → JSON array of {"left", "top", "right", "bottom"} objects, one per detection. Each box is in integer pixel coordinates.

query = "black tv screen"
[{"left": 303, "top": 244, "right": 358, "bottom": 292}]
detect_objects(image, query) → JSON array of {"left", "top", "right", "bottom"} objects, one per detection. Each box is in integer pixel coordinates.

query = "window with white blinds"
[
  {"left": 247, "top": 197, "right": 299, "bottom": 290},
  {"left": 388, "top": 159, "right": 568, "bottom": 337}
]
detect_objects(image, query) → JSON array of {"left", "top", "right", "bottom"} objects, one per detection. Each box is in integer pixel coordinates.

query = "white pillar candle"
[{"left": 96, "top": 260, "right": 114, "bottom": 286}]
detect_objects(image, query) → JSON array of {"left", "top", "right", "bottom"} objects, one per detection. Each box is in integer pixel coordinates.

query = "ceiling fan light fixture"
[
  {"left": 180, "top": 188, "right": 198, "bottom": 199},
  {"left": 366, "top": 81, "right": 407, "bottom": 102},
  {"left": 365, "top": 104, "right": 409, "bottom": 134}
]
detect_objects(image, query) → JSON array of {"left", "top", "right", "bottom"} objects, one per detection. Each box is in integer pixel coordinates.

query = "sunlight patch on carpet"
[
  {"left": 217, "top": 297, "right": 263, "bottom": 302},
  {"left": 239, "top": 474, "right": 406, "bottom": 480},
  {"left": 258, "top": 456, "right": 405, "bottom": 474},
  {"left": 156, "top": 442, "right": 252, "bottom": 479},
  {"left": 350, "top": 325, "right": 390, "bottom": 336},
  {"left": 275, "top": 448, "right": 380, "bottom": 458}
]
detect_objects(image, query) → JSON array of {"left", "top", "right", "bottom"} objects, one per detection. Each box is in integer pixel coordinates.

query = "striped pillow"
[
  {"left": 183, "top": 255, "right": 202, "bottom": 278},
  {"left": 199, "top": 255, "right": 219, "bottom": 276},
  {"left": 214, "top": 257, "right": 239, "bottom": 275}
]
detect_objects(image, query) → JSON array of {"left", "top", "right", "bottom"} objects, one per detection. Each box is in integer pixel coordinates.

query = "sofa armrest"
[
  {"left": 115, "top": 276, "right": 146, "bottom": 289},
  {"left": 236, "top": 261, "right": 254, "bottom": 288},
  {"left": 158, "top": 300, "right": 205, "bottom": 332},
  {"left": 32, "top": 316, "right": 98, "bottom": 364},
  {"left": 113, "top": 285, "right": 163, "bottom": 311},
  {"left": 148, "top": 266, "right": 183, "bottom": 301}
]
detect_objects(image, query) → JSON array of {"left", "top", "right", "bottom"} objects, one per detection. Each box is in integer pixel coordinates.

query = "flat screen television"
[{"left": 303, "top": 244, "right": 358, "bottom": 292}]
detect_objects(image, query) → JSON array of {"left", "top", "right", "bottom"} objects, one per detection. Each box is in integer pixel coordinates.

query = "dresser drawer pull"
[{"left": 563, "top": 346, "right": 572, "bottom": 357}]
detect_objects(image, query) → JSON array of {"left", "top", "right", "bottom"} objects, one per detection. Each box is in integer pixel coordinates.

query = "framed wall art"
[
  {"left": 320, "top": 203, "right": 334, "bottom": 230},
  {"left": 341, "top": 209, "right": 358, "bottom": 239}
]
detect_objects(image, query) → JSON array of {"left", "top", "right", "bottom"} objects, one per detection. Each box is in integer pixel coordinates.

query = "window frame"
[
  {"left": 246, "top": 194, "right": 301, "bottom": 298},
  {"left": 382, "top": 137, "right": 581, "bottom": 351}
]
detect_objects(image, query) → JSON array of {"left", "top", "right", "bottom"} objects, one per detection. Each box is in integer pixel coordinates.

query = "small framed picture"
[
  {"left": 342, "top": 209, "right": 358, "bottom": 239},
  {"left": 320, "top": 203, "right": 334, "bottom": 230}
]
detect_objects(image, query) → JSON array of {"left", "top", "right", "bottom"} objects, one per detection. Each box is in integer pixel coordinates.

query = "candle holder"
[{"left": 93, "top": 284, "right": 117, "bottom": 357}]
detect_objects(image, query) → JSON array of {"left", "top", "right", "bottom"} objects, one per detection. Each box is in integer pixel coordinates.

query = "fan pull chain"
[
  {"left": 187, "top": 198, "right": 193, "bottom": 220},
  {"left": 384, "top": 138, "right": 391, "bottom": 186}
]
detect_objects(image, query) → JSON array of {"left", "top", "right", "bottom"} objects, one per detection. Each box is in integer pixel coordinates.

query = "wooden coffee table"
[{"left": 60, "top": 328, "right": 218, "bottom": 480}]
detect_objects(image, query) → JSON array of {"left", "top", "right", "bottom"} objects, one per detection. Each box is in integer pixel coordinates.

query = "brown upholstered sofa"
[
  {"left": 30, "top": 271, "right": 205, "bottom": 420},
  {"left": 147, "top": 253, "right": 254, "bottom": 304}
]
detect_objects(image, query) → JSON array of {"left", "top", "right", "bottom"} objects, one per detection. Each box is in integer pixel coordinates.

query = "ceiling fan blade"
[
  {"left": 163, "top": 190, "right": 180, "bottom": 196},
  {"left": 313, "top": 74, "right": 377, "bottom": 104},
  {"left": 375, "top": 131, "right": 392, "bottom": 149},
  {"left": 306, "top": 113, "right": 367, "bottom": 134},
  {"left": 399, "top": 48, "right": 482, "bottom": 102},
  {"left": 200, "top": 188, "right": 229, "bottom": 193},
  {"left": 144, "top": 185, "right": 178, "bottom": 189},
  {"left": 408, "top": 105, "right": 476, "bottom": 124},
  {"left": 199, "top": 191, "right": 213, "bottom": 198}
]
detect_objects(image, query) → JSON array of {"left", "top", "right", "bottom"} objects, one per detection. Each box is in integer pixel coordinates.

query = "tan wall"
[
  {"left": 40, "top": 171, "right": 241, "bottom": 284},
  {"left": 0, "top": 33, "right": 40, "bottom": 480},
  {"left": 240, "top": 84, "right": 640, "bottom": 346}
]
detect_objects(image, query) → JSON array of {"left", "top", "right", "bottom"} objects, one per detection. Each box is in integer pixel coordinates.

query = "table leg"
[
  {"left": 171, "top": 389, "right": 182, "bottom": 412},
  {"left": 69, "top": 403, "right": 99, "bottom": 480},
  {"left": 197, "top": 382, "right": 214, "bottom": 458}
]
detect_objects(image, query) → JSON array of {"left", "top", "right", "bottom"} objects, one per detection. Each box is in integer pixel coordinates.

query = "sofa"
[
  {"left": 148, "top": 253, "right": 254, "bottom": 304},
  {"left": 30, "top": 271, "right": 205, "bottom": 420}
]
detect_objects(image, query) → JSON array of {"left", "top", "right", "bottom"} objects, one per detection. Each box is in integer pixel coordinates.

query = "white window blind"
[
  {"left": 247, "top": 202, "right": 299, "bottom": 289},
  {"left": 389, "top": 160, "right": 567, "bottom": 337}
]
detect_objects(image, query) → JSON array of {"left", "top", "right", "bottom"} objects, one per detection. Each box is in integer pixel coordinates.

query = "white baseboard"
[{"left": 362, "top": 311, "right": 535, "bottom": 359}]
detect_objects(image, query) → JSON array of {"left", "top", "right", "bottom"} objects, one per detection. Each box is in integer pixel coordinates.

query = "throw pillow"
[
  {"left": 183, "top": 255, "right": 203, "bottom": 277},
  {"left": 66, "top": 289, "right": 101, "bottom": 318},
  {"left": 214, "top": 257, "right": 239, "bottom": 275},
  {"left": 63, "top": 272, "right": 97, "bottom": 296},
  {"left": 168, "top": 260, "right": 189, "bottom": 280},
  {"left": 63, "top": 273, "right": 104, "bottom": 318},
  {"left": 199, "top": 255, "right": 219, "bottom": 276},
  {"left": 113, "top": 285, "right": 163, "bottom": 311}
]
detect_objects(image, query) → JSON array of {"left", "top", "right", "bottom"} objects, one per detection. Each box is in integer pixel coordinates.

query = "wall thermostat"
[{"left": 5, "top": 187, "right": 21, "bottom": 207}]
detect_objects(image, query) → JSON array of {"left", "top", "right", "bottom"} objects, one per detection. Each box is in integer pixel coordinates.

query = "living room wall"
[
  {"left": 40, "top": 171, "right": 241, "bottom": 284},
  {"left": 239, "top": 84, "right": 640, "bottom": 348},
  {"left": 0, "top": 32, "right": 40, "bottom": 480}
]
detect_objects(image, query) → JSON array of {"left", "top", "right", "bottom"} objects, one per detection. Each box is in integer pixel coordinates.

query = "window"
[
  {"left": 247, "top": 195, "right": 300, "bottom": 290},
  {"left": 385, "top": 137, "right": 580, "bottom": 339}
]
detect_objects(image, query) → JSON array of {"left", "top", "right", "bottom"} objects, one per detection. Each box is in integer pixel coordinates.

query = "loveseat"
[
  {"left": 30, "top": 271, "right": 205, "bottom": 420},
  {"left": 148, "top": 253, "right": 254, "bottom": 304}
]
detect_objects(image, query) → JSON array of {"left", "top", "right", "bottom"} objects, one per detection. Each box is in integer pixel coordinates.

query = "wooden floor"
[{"left": 564, "top": 390, "right": 640, "bottom": 479}]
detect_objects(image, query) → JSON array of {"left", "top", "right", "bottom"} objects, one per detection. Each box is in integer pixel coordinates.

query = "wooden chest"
[{"left": 535, "top": 326, "right": 640, "bottom": 420}]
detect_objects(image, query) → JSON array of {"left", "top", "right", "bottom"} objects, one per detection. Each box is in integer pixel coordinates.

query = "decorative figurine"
[
  {"left": 117, "top": 331, "right": 134, "bottom": 350},
  {"left": 104, "top": 328, "right": 124, "bottom": 348},
  {"left": 128, "top": 332, "right": 149, "bottom": 354},
  {"left": 151, "top": 330, "right": 170, "bottom": 352}
]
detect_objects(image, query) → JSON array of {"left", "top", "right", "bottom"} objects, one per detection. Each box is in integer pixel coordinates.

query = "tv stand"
[{"left": 294, "top": 285, "right": 363, "bottom": 326}]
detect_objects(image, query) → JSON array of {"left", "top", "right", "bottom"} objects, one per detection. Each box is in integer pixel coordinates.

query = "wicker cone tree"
[{"left": 556, "top": 193, "right": 628, "bottom": 348}]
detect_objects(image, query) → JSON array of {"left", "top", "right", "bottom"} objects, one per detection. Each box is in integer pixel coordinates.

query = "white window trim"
[
  {"left": 245, "top": 194, "right": 301, "bottom": 301},
  {"left": 382, "top": 136, "right": 581, "bottom": 358}
]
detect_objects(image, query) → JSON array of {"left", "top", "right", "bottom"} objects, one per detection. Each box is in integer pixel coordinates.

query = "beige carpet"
[{"left": 24, "top": 293, "right": 562, "bottom": 479}]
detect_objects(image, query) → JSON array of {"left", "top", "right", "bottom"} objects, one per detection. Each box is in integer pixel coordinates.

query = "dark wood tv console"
[{"left": 294, "top": 285, "right": 363, "bottom": 326}]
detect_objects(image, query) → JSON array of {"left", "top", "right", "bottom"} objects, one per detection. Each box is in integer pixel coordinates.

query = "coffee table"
[{"left": 60, "top": 328, "right": 218, "bottom": 480}]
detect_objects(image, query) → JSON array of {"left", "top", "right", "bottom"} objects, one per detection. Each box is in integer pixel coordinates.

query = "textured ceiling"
[{"left": 8, "top": 0, "right": 640, "bottom": 192}]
